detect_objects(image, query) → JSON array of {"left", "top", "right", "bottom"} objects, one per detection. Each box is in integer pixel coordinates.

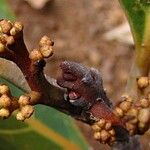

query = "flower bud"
[
  {"left": 100, "top": 130, "right": 110, "bottom": 142},
  {"left": 40, "top": 45, "right": 53, "bottom": 58},
  {"left": 18, "top": 95, "right": 30, "bottom": 106},
  {"left": 39, "top": 36, "right": 54, "bottom": 47},
  {"left": 119, "top": 101, "right": 131, "bottom": 112},
  {"left": 138, "top": 108, "right": 150, "bottom": 123},
  {"left": 105, "top": 122, "right": 112, "bottom": 130},
  {"left": 6, "top": 36, "right": 15, "bottom": 45},
  {"left": 0, "top": 84, "right": 10, "bottom": 95},
  {"left": 113, "top": 107, "right": 124, "bottom": 117},
  {"left": 92, "top": 124, "right": 101, "bottom": 132},
  {"left": 0, "top": 108, "right": 10, "bottom": 118},
  {"left": 16, "top": 112, "right": 25, "bottom": 121},
  {"left": 0, "top": 94, "right": 11, "bottom": 107},
  {"left": 10, "top": 27, "right": 17, "bottom": 36},
  {"left": 109, "top": 129, "right": 115, "bottom": 136},
  {"left": 93, "top": 132, "right": 101, "bottom": 140},
  {"left": 97, "top": 119, "right": 106, "bottom": 128},
  {"left": 14, "top": 22, "right": 23, "bottom": 31},
  {"left": 21, "top": 105, "right": 34, "bottom": 118},
  {"left": 139, "top": 99, "right": 149, "bottom": 108},
  {"left": 0, "top": 20, "right": 12, "bottom": 34},
  {"left": 29, "top": 49, "right": 43, "bottom": 61},
  {"left": 137, "top": 77, "right": 149, "bottom": 89}
]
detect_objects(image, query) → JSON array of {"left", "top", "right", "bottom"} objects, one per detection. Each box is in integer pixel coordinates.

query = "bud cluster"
[
  {"left": 0, "top": 84, "right": 12, "bottom": 118},
  {"left": 0, "top": 84, "right": 34, "bottom": 121},
  {"left": 16, "top": 95, "right": 34, "bottom": 121},
  {"left": 114, "top": 94, "right": 150, "bottom": 135},
  {"left": 0, "top": 19, "right": 23, "bottom": 52},
  {"left": 29, "top": 36, "right": 54, "bottom": 61},
  {"left": 93, "top": 76, "right": 150, "bottom": 144},
  {"left": 92, "top": 119, "right": 116, "bottom": 145}
]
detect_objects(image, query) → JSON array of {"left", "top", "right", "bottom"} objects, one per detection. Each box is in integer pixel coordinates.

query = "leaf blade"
[{"left": 0, "top": 77, "right": 89, "bottom": 150}]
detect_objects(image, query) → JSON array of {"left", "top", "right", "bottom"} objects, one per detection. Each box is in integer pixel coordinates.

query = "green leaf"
[
  {"left": 0, "top": 0, "right": 15, "bottom": 20},
  {"left": 0, "top": 58, "right": 31, "bottom": 92},
  {"left": 0, "top": 77, "right": 89, "bottom": 150},
  {"left": 119, "top": 0, "right": 150, "bottom": 46},
  {"left": 119, "top": 0, "right": 150, "bottom": 77}
]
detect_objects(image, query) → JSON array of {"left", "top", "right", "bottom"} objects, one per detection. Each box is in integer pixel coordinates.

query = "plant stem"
[{"left": 126, "top": 9, "right": 150, "bottom": 99}]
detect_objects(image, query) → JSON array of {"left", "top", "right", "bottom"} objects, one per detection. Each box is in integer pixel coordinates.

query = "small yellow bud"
[
  {"left": 126, "top": 108, "right": 139, "bottom": 124},
  {"left": 0, "top": 94, "right": 11, "bottom": 107},
  {"left": 29, "top": 49, "right": 43, "bottom": 61},
  {"left": 92, "top": 124, "right": 101, "bottom": 132},
  {"left": 0, "top": 20, "right": 12, "bottom": 34},
  {"left": 93, "top": 132, "right": 101, "bottom": 140},
  {"left": 100, "top": 130, "right": 110, "bottom": 142},
  {"left": 138, "top": 108, "right": 150, "bottom": 123},
  {"left": 119, "top": 101, "right": 131, "bottom": 112},
  {"left": 39, "top": 36, "right": 54, "bottom": 47},
  {"left": 18, "top": 95, "right": 30, "bottom": 106},
  {"left": 21, "top": 105, "right": 34, "bottom": 118},
  {"left": 105, "top": 122, "right": 112, "bottom": 130},
  {"left": 97, "top": 119, "right": 106, "bottom": 128},
  {"left": 109, "top": 129, "right": 115, "bottom": 136},
  {"left": 137, "top": 77, "right": 149, "bottom": 89},
  {"left": 0, "top": 84, "right": 10, "bottom": 95},
  {"left": 14, "top": 22, "right": 23, "bottom": 31},
  {"left": 16, "top": 112, "right": 25, "bottom": 121},
  {"left": 139, "top": 99, "right": 149, "bottom": 108},
  {"left": 113, "top": 107, "right": 124, "bottom": 117},
  {"left": 10, "top": 27, "right": 17, "bottom": 36},
  {"left": 40, "top": 45, "right": 53, "bottom": 58},
  {"left": 0, "top": 108, "right": 10, "bottom": 118},
  {"left": 6, "top": 36, "right": 15, "bottom": 45}
]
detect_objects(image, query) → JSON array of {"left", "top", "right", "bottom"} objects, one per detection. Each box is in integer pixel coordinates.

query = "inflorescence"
[{"left": 92, "top": 77, "right": 150, "bottom": 144}]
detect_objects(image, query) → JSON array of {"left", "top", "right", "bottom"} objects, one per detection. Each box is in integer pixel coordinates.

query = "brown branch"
[
  {"left": 0, "top": 19, "right": 129, "bottom": 145},
  {"left": 1, "top": 19, "right": 150, "bottom": 146},
  {"left": 0, "top": 19, "right": 82, "bottom": 114}
]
